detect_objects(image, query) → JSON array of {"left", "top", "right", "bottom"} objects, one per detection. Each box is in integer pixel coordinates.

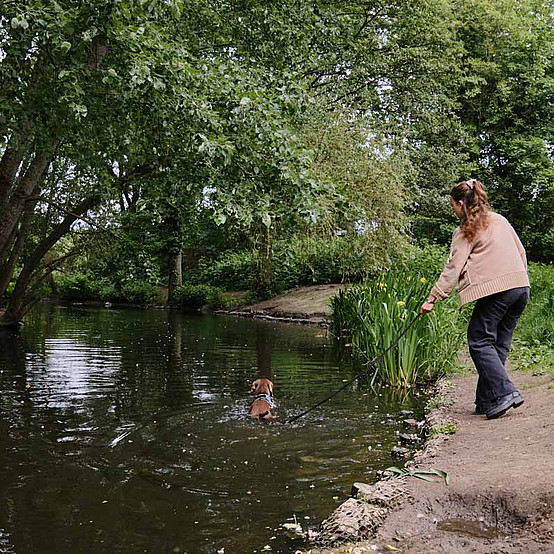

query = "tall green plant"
[{"left": 331, "top": 269, "right": 463, "bottom": 386}]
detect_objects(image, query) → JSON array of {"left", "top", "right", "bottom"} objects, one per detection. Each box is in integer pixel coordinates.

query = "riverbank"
[
  {"left": 230, "top": 285, "right": 554, "bottom": 551},
  {"left": 224, "top": 284, "right": 345, "bottom": 325},
  {"left": 312, "top": 369, "right": 554, "bottom": 553}
]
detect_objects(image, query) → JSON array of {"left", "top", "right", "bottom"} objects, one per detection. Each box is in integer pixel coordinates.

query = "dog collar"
[{"left": 255, "top": 393, "right": 274, "bottom": 406}]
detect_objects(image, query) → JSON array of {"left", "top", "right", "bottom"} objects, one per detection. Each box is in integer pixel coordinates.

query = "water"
[
  {"left": 0, "top": 304, "right": 426, "bottom": 554},
  {"left": 437, "top": 519, "right": 500, "bottom": 539}
]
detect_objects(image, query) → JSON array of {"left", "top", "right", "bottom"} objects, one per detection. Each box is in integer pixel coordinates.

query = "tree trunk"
[
  {"left": 1, "top": 195, "right": 98, "bottom": 324},
  {"left": 0, "top": 149, "right": 55, "bottom": 261},
  {"left": 0, "top": 185, "right": 39, "bottom": 298},
  {"left": 167, "top": 249, "right": 183, "bottom": 303},
  {"left": 0, "top": 122, "right": 30, "bottom": 208},
  {"left": 255, "top": 223, "right": 273, "bottom": 299}
]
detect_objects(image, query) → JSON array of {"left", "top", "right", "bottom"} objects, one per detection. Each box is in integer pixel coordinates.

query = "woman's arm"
[{"left": 430, "top": 228, "right": 472, "bottom": 301}]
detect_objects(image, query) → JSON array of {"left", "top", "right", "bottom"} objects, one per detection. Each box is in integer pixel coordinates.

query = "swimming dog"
[{"left": 249, "top": 378, "right": 274, "bottom": 420}]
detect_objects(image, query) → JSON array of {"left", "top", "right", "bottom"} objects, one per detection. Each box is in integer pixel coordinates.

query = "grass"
[
  {"left": 509, "top": 263, "right": 554, "bottom": 379},
  {"left": 429, "top": 423, "right": 458, "bottom": 437},
  {"left": 425, "top": 394, "right": 454, "bottom": 410}
]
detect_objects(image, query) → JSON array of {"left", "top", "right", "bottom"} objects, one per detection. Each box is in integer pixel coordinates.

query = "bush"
[
  {"left": 331, "top": 268, "right": 464, "bottom": 387},
  {"left": 180, "top": 229, "right": 411, "bottom": 295},
  {"left": 118, "top": 280, "right": 157, "bottom": 304},
  {"left": 273, "top": 233, "right": 396, "bottom": 290},
  {"left": 57, "top": 272, "right": 96, "bottom": 302},
  {"left": 170, "top": 284, "right": 224, "bottom": 310},
  {"left": 190, "top": 251, "right": 255, "bottom": 290},
  {"left": 56, "top": 272, "right": 157, "bottom": 304},
  {"left": 517, "top": 263, "right": 554, "bottom": 345},
  {"left": 397, "top": 241, "right": 449, "bottom": 282}
]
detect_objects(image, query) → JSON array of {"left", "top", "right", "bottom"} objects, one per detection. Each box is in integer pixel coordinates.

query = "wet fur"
[{"left": 249, "top": 378, "right": 274, "bottom": 420}]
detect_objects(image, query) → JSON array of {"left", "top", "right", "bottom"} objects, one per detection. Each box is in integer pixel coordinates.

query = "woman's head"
[{"left": 450, "top": 179, "right": 490, "bottom": 241}]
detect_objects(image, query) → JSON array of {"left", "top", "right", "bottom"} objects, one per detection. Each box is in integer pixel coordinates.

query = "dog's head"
[{"left": 250, "top": 378, "right": 273, "bottom": 396}]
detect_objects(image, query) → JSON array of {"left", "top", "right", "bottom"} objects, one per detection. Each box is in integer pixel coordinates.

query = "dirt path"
[{"left": 314, "top": 370, "right": 554, "bottom": 553}]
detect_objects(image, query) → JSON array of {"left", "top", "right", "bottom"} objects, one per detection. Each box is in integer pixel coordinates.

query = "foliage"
[
  {"left": 510, "top": 340, "right": 554, "bottom": 377},
  {"left": 171, "top": 230, "right": 405, "bottom": 295},
  {"left": 331, "top": 268, "right": 464, "bottom": 387},
  {"left": 56, "top": 272, "right": 97, "bottom": 302},
  {"left": 3, "top": 0, "right": 554, "bottom": 324},
  {"left": 384, "top": 466, "right": 450, "bottom": 486},
  {"left": 453, "top": 0, "right": 554, "bottom": 262},
  {"left": 395, "top": 241, "right": 450, "bottom": 282},
  {"left": 0, "top": 0, "right": 343, "bottom": 322},
  {"left": 189, "top": 252, "right": 256, "bottom": 291},
  {"left": 273, "top": 235, "right": 381, "bottom": 290},
  {"left": 410, "top": 0, "right": 554, "bottom": 258},
  {"left": 517, "top": 263, "right": 554, "bottom": 345},
  {"left": 509, "top": 262, "right": 554, "bottom": 376},
  {"left": 299, "top": 110, "right": 411, "bottom": 264},
  {"left": 56, "top": 271, "right": 158, "bottom": 304},
  {"left": 170, "top": 284, "right": 224, "bottom": 311}
]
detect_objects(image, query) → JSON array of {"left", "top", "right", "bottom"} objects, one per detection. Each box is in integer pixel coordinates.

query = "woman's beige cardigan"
[{"left": 431, "top": 212, "right": 530, "bottom": 307}]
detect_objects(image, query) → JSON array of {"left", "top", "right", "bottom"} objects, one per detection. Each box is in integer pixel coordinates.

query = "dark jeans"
[{"left": 467, "top": 286, "right": 530, "bottom": 407}]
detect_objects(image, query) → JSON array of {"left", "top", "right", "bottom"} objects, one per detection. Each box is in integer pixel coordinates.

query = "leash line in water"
[{"left": 287, "top": 312, "right": 422, "bottom": 424}]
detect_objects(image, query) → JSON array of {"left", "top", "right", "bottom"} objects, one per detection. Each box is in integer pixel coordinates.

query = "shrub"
[
  {"left": 397, "top": 241, "right": 449, "bottom": 281},
  {"left": 190, "top": 251, "right": 255, "bottom": 290},
  {"left": 57, "top": 272, "right": 96, "bottom": 301},
  {"left": 170, "top": 284, "right": 224, "bottom": 310},
  {"left": 517, "top": 263, "right": 554, "bottom": 345},
  {"left": 118, "top": 280, "right": 157, "bottom": 304},
  {"left": 56, "top": 272, "right": 157, "bottom": 304},
  {"left": 273, "top": 233, "right": 391, "bottom": 290},
  {"left": 331, "top": 268, "right": 464, "bottom": 387}
]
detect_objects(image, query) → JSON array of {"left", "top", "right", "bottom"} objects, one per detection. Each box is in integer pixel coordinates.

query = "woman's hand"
[{"left": 420, "top": 298, "right": 436, "bottom": 314}]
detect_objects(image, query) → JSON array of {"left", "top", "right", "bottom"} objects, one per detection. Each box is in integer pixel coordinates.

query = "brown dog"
[{"left": 249, "top": 378, "right": 275, "bottom": 420}]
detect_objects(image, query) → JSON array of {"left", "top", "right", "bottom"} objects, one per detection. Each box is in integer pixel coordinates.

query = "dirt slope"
[
  {"left": 315, "top": 370, "right": 554, "bottom": 553},
  {"left": 228, "top": 284, "right": 345, "bottom": 324}
]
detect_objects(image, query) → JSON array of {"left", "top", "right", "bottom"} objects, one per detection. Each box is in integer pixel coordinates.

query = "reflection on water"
[{"left": 0, "top": 305, "right": 426, "bottom": 554}]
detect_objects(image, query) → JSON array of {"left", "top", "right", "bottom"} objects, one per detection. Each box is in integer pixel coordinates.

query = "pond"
[{"left": 0, "top": 304, "right": 426, "bottom": 554}]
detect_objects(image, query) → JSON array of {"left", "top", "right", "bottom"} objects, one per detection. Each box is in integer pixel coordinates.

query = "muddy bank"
[
  {"left": 312, "top": 370, "right": 554, "bottom": 553},
  {"left": 224, "top": 284, "right": 345, "bottom": 325}
]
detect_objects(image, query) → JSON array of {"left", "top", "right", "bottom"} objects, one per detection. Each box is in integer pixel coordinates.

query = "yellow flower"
[
  {"left": 397, "top": 301, "right": 405, "bottom": 307},
  {"left": 420, "top": 277, "right": 426, "bottom": 283}
]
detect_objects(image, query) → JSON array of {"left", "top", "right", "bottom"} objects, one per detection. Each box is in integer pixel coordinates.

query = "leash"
[{"left": 287, "top": 312, "right": 423, "bottom": 424}]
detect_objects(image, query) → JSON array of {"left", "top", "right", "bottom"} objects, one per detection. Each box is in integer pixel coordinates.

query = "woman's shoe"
[{"left": 485, "top": 392, "right": 524, "bottom": 420}]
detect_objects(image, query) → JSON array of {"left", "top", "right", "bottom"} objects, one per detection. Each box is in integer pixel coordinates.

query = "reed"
[{"left": 331, "top": 270, "right": 464, "bottom": 387}]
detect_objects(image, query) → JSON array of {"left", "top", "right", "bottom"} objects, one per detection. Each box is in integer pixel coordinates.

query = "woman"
[{"left": 421, "top": 179, "right": 530, "bottom": 420}]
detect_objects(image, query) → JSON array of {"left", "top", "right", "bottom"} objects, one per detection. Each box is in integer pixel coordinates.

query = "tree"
[
  {"left": 453, "top": 0, "right": 554, "bottom": 260},
  {"left": 407, "top": 0, "right": 554, "bottom": 255},
  {"left": 0, "top": 0, "right": 333, "bottom": 323}
]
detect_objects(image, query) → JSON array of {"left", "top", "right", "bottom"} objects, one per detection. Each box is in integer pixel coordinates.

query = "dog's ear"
[
  {"left": 268, "top": 381, "right": 273, "bottom": 395},
  {"left": 250, "top": 379, "right": 260, "bottom": 394}
]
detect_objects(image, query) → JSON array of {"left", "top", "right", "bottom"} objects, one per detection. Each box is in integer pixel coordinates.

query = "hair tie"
[{"left": 466, "top": 179, "right": 475, "bottom": 190}]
